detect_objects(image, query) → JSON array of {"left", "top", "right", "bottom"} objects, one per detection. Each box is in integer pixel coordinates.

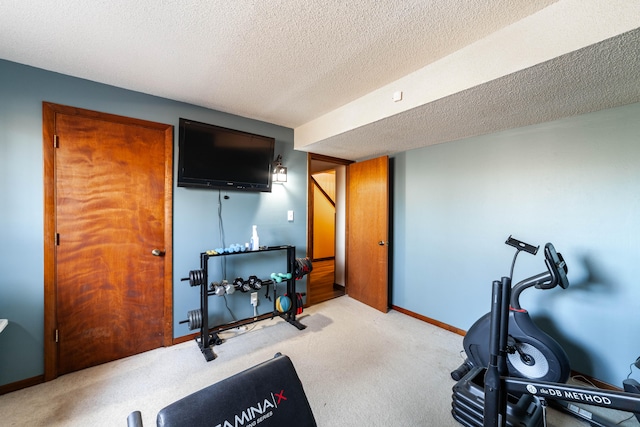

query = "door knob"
[
  {"left": 378, "top": 241, "right": 389, "bottom": 246},
  {"left": 151, "top": 249, "right": 165, "bottom": 256}
]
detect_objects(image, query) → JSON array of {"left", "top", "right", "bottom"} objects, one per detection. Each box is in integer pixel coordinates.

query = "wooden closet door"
[{"left": 43, "top": 103, "right": 173, "bottom": 378}]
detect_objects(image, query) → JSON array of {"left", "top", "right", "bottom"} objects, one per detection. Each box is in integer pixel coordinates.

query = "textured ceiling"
[
  {"left": 302, "top": 28, "right": 640, "bottom": 160},
  {"left": 1, "top": 0, "right": 639, "bottom": 160}
]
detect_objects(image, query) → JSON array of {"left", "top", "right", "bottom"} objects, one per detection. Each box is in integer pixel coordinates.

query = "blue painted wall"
[
  {"left": 2, "top": 57, "right": 639, "bottom": 389},
  {"left": 0, "top": 59, "right": 308, "bottom": 386},
  {"left": 392, "top": 102, "right": 640, "bottom": 386}
]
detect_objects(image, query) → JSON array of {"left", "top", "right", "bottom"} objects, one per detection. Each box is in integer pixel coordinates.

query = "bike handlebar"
[{"left": 508, "top": 239, "right": 569, "bottom": 309}]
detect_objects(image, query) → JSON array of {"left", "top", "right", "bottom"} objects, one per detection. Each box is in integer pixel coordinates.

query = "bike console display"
[{"left": 544, "top": 243, "right": 569, "bottom": 289}]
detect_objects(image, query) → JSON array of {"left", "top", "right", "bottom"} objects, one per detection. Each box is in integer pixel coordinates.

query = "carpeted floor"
[{"left": 0, "top": 296, "right": 637, "bottom": 426}]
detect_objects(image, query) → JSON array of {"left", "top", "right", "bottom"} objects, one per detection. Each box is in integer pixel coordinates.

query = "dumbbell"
[
  {"left": 270, "top": 272, "right": 292, "bottom": 283},
  {"left": 209, "top": 282, "right": 226, "bottom": 296},
  {"left": 223, "top": 280, "right": 235, "bottom": 295},
  {"left": 247, "top": 275, "right": 263, "bottom": 290},
  {"left": 234, "top": 277, "right": 251, "bottom": 292}
]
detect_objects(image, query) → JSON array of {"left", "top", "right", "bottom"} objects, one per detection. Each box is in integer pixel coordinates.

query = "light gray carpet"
[{"left": 0, "top": 296, "right": 636, "bottom": 426}]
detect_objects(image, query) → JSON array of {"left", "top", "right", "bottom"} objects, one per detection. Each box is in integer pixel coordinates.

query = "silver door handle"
[
  {"left": 378, "top": 241, "right": 389, "bottom": 246},
  {"left": 151, "top": 249, "right": 165, "bottom": 256}
]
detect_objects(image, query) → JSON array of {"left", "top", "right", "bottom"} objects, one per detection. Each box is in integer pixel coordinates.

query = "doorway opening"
[{"left": 306, "top": 153, "right": 352, "bottom": 305}]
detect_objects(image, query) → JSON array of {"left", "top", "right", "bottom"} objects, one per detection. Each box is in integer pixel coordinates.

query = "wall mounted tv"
[{"left": 177, "top": 118, "right": 275, "bottom": 192}]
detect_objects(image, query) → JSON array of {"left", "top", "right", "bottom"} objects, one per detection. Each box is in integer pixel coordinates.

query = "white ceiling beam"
[{"left": 294, "top": 0, "right": 640, "bottom": 150}]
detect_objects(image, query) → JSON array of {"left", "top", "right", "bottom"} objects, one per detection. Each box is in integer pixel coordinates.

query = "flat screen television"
[{"left": 177, "top": 118, "right": 275, "bottom": 192}]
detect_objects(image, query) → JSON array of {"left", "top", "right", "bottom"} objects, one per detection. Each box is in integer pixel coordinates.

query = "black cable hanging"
[{"left": 217, "top": 190, "right": 227, "bottom": 280}]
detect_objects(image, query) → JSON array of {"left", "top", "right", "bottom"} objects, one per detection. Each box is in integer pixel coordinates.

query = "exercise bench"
[{"left": 127, "top": 353, "right": 316, "bottom": 427}]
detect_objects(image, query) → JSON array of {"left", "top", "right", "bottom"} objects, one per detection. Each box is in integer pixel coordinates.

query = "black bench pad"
[{"left": 156, "top": 354, "right": 316, "bottom": 427}]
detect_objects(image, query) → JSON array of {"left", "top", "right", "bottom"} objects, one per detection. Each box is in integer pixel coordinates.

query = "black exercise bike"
[
  {"left": 451, "top": 236, "right": 640, "bottom": 427},
  {"left": 451, "top": 236, "right": 571, "bottom": 385}
]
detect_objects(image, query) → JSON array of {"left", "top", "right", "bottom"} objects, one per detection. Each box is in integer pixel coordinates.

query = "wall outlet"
[{"left": 250, "top": 292, "right": 258, "bottom": 306}]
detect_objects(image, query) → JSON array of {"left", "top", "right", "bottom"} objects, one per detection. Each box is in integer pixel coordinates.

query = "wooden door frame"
[{"left": 42, "top": 102, "right": 174, "bottom": 381}]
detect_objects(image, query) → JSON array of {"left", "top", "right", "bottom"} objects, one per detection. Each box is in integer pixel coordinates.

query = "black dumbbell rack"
[{"left": 190, "top": 245, "right": 307, "bottom": 362}]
